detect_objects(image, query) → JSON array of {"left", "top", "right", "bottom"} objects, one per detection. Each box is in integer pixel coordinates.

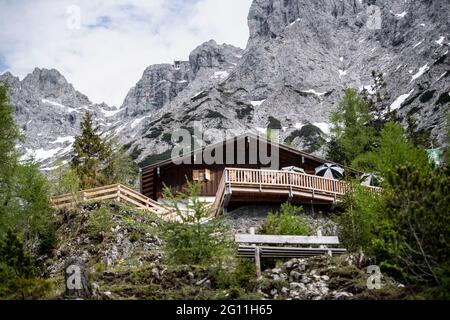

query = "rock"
[
  {"left": 151, "top": 267, "right": 160, "bottom": 278},
  {"left": 64, "top": 257, "right": 91, "bottom": 299},
  {"left": 290, "top": 270, "right": 302, "bottom": 281},
  {"left": 334, "top": 292, "right": 354, "bottom": 300},
  {"left": 195, "top": 277, "right": 209, "bottom": 286},
  {"left": 290, "top": 282, "right": 306, "bottom": 291},
  {"left": 300, "top": 275, "right": 311, "bottom": 284},
  {"left": 91, "top": 283, "right": 100, "bottom": 299},
  {"left": 281, "top": 287, "right": 289, "bottom": 295},
  {"left": 283, "top": 259, "right": 297, "bottom": 270},
  {"left": 321, "top": 275, "right": 330, "bottom": 281},
  {"left": 272, "top": 268, "right": 282, "bottom": 274}
]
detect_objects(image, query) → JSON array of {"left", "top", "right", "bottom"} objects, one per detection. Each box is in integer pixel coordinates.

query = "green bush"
[
  {"left": 336, "top": 122, "right": 450, "bottom": 298},
  {"left": 86, "top": 206, "right": 114, "bottom": 241},
  {"left": 267, "top": 116, "right": 282, "bottom": 130},
  {"left": 161, "top": 180, "right": 233, "bottom": 266},
  {"left": 210, "top": 258, "right": 256, "bottom": 296},
  {"left": 0, "top": 230, "right": 52, "bottom": 300},
  {"left": 259, "top": 203, "right": 311, "bottom": 235},
  {"left": 49, "top": 161, "right": 81, "bottom": 195}
]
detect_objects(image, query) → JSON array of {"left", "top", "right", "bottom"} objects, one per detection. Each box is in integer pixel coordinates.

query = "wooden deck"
[
  {"left": 51, "top": 168, "right": 381, "bottom": 220},
  {"left": 211, "top": 168, "right": 381, "bottom": 214}
]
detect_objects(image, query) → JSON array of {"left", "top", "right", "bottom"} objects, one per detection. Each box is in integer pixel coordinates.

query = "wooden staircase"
[{"left": 50, "top": 184, "right": 177, "bottom": 221}]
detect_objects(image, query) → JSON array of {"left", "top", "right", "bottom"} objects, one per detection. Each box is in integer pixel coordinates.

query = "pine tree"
[
  {"left": 102, "top": 136, "right": 138, "bottom": 187},
  {"left": 327, "top": 88, "right": 376, "bottom": 166},
  {"left": 0, "top": 82, "right": 54, "bottom": 252},
  {"left": 71, "top": 112, "right": 110, "bottom": 189},
  {"left": 0, "top": 83, "right": 22, "bottom": 194}
]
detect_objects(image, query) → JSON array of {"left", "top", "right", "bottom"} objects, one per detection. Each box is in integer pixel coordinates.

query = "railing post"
[
  {"left": 259, "top": 169, "right": 263, "bottom": 192},
  {"left": 288, "top": 172, "right": 293, "bottom": 202},
  {"left": 116, "top": 185, "right": 121, "bottom": 203}
]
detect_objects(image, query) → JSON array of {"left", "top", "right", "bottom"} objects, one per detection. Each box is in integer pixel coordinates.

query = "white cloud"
[{"left": 0, "top": 0, "right": 252, "bottom": 106}]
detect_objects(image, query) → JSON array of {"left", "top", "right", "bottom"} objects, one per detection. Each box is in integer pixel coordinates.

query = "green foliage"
[
  {"left": 49, "top": 160, "right": 81, "bottom": 195},
  {"left": 204, "top": 110, "right": 226, "bottom": 119},
  {"left": 0, "top": 83, "right": 23, "bottom": 188},
  {"left": 328, "top": 89, "right": 376, "bottom": 165},
  {"left": 259, "top": 203, "right": 311, "bottom": 235},
  {"left": 161, "top": 180, "right": 233, "bottom": 266},
  {"left": 139, "top": 149, "right": 172, "bottom": 167},
  {"left": 337, "top": 122, "right": 450, "bottom": 297},
  {"left": 161, "top": 133, "right": 173, "bottom": 145},
  {"left": 352, "top": 122, "right": 430, "bottom": 176},
  {"left": 0, "top": 230, "right": 52, "bottom": 300},
  {"left": 375, "top": 165, "right": 449, "bottom": 288},
  {"left": 405, "top": 115, "right": 434, "bottom": 149},
  {"left": 236, "top": 105, "right": 253, "bottom": 120},
  {"left": 444, "top": 112, "right": 450, "bottom": 168},
  {"left": 210, "top": 259, "right": 256, "bottom": 297},
  {"left": 71, "top": 113, "right": 137, "bottom": 189},
  {"left": 71, "top": 112, "right": 111, "bottom": 188},
  {"left": 0, "top": 83, "right": 55, "bottom": 254},
  {"left": 361, "top": 71, "right": 392, "bottom": 130},
  {"left": 267, "top": 116, "right": 282, "bottom": 130},
  {"left": 0, "top": 230, "right": 36, "bottom": 278},
  {"left": 336, "top": 184, "right": 383, "bottom": 252},
  {"left": 102, "top": 137, "right": 138, "bottom": 187},
  {"left": 86, "top": 206, "right": 114, "bottom": 241},
  {"left": 285, "top": 124, "right": 326, "bottom": 152}
]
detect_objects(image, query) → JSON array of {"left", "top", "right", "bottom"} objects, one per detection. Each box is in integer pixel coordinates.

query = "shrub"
[
  {"left": 210, "top": 258, "right": 256, "bottom": 295},
  {"left": 336, "top": 122, "right": 450, "bottom": 298},
  {"left": 161, "top": 180, "right": 233, "bottom": 266},
  {"left": 86, "top": 206, "right": 114, "bottom": 241},
  {"left": 49, "top": 161, "right": 81, "bottom": 195},
  {"left": 336, "top": 183, "right": 383, "bottom": 252},
  {"left": 259, "top": 203, "right": 311, "bottom": 235},
  {"left": 0, "top": 230, "right": 52, "bottom": 300}
]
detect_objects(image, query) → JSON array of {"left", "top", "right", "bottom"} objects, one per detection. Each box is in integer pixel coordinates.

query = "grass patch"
[
  {"left": 267, "top": 116, "right": 282, "bottom": 130},
  {"left": 285, "top": 124, "right": 326, "bottom": 152}
]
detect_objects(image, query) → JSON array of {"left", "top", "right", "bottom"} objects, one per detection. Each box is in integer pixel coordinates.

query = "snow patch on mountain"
[{"left": 390, "top": 90, "right": 415, "bottom": 111}]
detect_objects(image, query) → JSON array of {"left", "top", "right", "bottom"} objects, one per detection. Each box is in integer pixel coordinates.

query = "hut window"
[{"left": 193, "top": 169, "right": 211, "bottom": 182}]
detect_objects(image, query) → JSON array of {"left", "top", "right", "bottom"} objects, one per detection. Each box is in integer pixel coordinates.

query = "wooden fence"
[{"left": 50, "top": 184, "right": 178, "bottom": 221}]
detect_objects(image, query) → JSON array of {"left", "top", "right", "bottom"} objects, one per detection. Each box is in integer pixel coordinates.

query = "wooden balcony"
[{"left": 212, "top": 168, "right": 381, "bottom": 213}]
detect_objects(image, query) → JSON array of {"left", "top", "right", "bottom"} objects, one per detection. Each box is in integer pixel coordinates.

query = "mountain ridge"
[{"left": 1, "top": 0, "right": 449, "bottom": 169}]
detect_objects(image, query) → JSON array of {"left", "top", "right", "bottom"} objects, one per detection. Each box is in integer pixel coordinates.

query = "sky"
[{"left": 0, "top": 0, "right": 253, "bottom": 106}]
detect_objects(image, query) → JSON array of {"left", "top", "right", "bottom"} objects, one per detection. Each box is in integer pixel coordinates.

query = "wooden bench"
[{"left": 235, "top": 233, "right": 347, "bottom": 277}]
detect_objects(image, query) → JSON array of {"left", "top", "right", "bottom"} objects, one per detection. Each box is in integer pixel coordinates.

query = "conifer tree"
[
  {"left": 71, "top": 112, "right": 110, "bottom": 189},
  {"left": 0, "top": 84, "right": 22, "bottom": 194},
  {"left": 0, "top": 82, "right": 53, "bottom": 252},
  {"left": 327, "top": 88, "right": 376, "bottom": 166}
]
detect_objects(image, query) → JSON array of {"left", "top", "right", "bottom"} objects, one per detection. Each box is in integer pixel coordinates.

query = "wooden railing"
[
  {"left": 225, "top": 167, "right": 349, "bottom": 195},
  {"left": 50, "top": 184, "right": 178, "bottom": 221},
  {"left": 212, "top": 168, "right": 382, "bottom": 209}
]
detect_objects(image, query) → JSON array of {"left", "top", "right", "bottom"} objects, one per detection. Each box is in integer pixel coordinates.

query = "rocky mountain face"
[
  {"left": 1, "top": 0, "right": 449, "bottom": 169},
  {"left": 0, "top": 68, "right": 121, "bottom": 170}
]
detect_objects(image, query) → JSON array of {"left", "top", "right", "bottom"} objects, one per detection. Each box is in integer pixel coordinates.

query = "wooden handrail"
[
  {"left": 50, "top": 184, "right": 173, "bottom": 219},
  {"left": 223, "top": 167, "right": 381, "bottom": 197},
  {"left": 224, "top": 168, "right": 348, "bottom": 195},
  {"left": 211, "top": 171, "right": 227, "bottom": 215}
]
